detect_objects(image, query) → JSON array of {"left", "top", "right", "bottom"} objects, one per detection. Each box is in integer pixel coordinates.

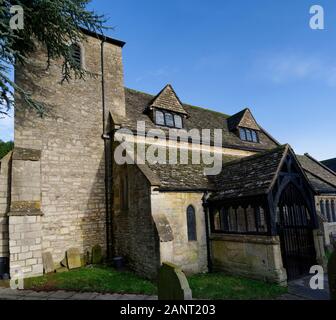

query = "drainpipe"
[
  {"left": 101, "top": 39, "right": 111, "bottom": 261},
  {"left": 202, "top": 192, "right": 212, "bottom": 273}
]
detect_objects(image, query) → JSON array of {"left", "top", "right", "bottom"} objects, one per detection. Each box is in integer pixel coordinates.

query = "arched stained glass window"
[{"left": 187, "top": 205, "right": 197, "bottom": 241}]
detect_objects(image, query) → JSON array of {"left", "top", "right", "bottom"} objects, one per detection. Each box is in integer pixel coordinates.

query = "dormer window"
[
  {"left": 155, "top": 110, "right": 183, "bottom": 129},
  {"left": 239, "top": 127, "right": 259, "bottom": 143}
]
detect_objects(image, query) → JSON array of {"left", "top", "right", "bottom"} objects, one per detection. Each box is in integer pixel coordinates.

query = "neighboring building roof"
[
  {"left": 210, "top": 145, "right": 289, "bottom": 200},
  {"left": 149, "top": 84, "right": 188, "bottom": 116},
  {"left": 123, "top": 88, "right": 279, "bottom": 152},
  {"left": 297, "top": 154, "right": 336, "bottom": 194},
  {"left": 227, "top": 108, "right": 260, "bottom": 131},
  {"left": 321, "top": 158, "right": 336, "bottom": 173}
]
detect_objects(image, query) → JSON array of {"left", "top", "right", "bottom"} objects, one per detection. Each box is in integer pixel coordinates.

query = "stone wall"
[
  {"left": 315, "top": 196, "right": 336, "bottom": 247},
  {"left": 13, "top": 33, "right": 126, "bottom": 275},
  {"left": 210, "top": 234, "right": 287, "bottom": 284},
  {"left": 9, "top": 215, "right": 43, "bottom": 277},
  {"left": 112, "top": 164, "right": 160, "bottom": 279},
  {"left": 151, "top": 191, "right": 208, "bottom": 275},
  {"left": 0, "top": 152, "right": 12, "bottom": 259}
]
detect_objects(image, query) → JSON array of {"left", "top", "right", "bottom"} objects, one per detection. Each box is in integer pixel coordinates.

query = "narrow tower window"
[{"left": 70, "top": 43, "right": 82, "bottom": 67}]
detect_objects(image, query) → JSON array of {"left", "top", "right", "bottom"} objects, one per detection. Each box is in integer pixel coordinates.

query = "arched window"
[
  {"left": 70, "top": 43, "right": 82, "bottom": 67},
  {"left": 186, "top": 205, "right": 197, "bottom": 241}
]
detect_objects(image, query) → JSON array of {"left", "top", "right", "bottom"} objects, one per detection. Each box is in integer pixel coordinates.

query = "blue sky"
[{"left": 1, "top": 0, "right": 336, "bottom": 160}]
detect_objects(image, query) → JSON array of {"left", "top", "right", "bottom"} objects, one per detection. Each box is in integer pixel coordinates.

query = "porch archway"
[{"left": 276, "top": 182, "right": 317, "bottom": 280}]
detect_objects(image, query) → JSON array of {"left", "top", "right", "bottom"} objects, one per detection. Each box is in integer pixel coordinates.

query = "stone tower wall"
[{"left": 11, "top": 33, "right": 125, "bottom": 277}]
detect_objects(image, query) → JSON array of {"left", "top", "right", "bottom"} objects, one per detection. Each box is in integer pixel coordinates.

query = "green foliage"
[
  {"left": 0, "top": 139, "right": 14, "bottom": 159},
  {"left": 0, "top": 0, "right": 107, "bottom": 116}
]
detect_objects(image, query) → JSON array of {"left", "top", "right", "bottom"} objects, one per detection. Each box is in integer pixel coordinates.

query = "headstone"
[
  {"left": 66, "top": 248, "right": 82, "bottom": 270},
  {"left": 158, "top": 262, "right": 192, "bottom": 300},
  {"left": 92, "top": 245, "right": 103, "bottom": 265},
  {"left": 42, "top": 252, "right": 55, "bottom": 274},
  {"left": 328, "top": 243, "right": 336, "bottom": 300}
]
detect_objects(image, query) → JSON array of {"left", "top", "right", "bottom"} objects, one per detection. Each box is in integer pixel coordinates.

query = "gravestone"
[
  {"left": 66, "top": 248, "right": 82, "bottom": 270},
  {"left": 42, "top": 252, "right": 55, "bottom": 274},
  {"left": 92, "top": 245, "right": 103, "bottom": 265},
  {"left": 328, "top": 243, "right": 336, "bottom": 300},
  {"left": 158, "top": 262, "right": 192, "bottom": 300}
]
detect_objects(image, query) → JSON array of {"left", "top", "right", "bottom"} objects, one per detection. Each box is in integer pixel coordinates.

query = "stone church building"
[{"left": 1, "top": 29, "right": 336, "bottom": 284}]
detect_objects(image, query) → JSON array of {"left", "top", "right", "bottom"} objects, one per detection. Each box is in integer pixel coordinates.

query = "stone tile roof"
[
  {"left": 297, "top": 154, "right": 336, "bottom": 194},
  {"left": 227, "top": 108, "right": 260, "bottom": 131},
  {"left": 149, "top": 84, "right": 188, "bottom": 115},
  {"left": 124, "top": 88, "right": 279, "bottom": 152},
  {"left": 321, "top": 158, "right": 336, "bottom": 173},
  {"left": 209, "top": 145, "right": 288, "bottom": 200},
  {"left": 145, "top": 152, "right": 240, "bottom": 191},
  {"left": 304, "top": 172, "right": 336, "bottom": 194},
  {"left": 135, "top": 143, "right": 336, "bottom": 195}
]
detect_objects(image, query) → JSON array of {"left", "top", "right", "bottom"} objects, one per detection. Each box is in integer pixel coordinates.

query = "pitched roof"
[
  {"left": 123, "top": 88, "right": 279, "bottom": 152},
  {"left": 134, "top": 144, "right": 336, "bottom": 196},
  {"left": 145, "top": 152, "right": 240, "bottom": 191},
  {"left": 297, "top": 154, "right": 336, "bottom": 194},
  {"left": 227, "top": 108, "right": 260, "bottom": 131},
  {"left": 149, "top": 85, "right": 188, "bottom": 115},
  {"left": 209, "top": 145, "right": 289, "bottom": 201},
  {"left": 321, "top": 158, "right": 336, "bottom": 173}
]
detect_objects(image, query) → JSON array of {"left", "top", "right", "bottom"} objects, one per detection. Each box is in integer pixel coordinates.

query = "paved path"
[
  {"left": 279, "top": 275, "right": 330, "bottom": 300},
  {"left": 0, "top": 287, "right": 157, "bottom": 300}
]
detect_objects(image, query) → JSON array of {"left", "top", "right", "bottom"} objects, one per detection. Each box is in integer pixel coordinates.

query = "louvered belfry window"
[{"left": 71, "top": 43, "right": 82, "bottom": 66}]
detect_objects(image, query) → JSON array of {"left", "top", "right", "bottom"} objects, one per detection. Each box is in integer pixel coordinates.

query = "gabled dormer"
[
  {"left": 147, "top": 84, "right": 188, "bottom": 129},
  {"left": 227, "top": 108, "right": 261, "bottom": 143}
]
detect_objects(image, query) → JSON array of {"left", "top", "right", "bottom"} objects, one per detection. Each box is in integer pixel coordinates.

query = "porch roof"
[{"left": 209, "top": 145, "right": 288, "bottom": 201}]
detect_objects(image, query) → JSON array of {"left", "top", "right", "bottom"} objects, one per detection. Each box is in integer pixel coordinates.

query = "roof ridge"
[
  {"left": 125, "top": 87, "right": 232, "bottom": 118},
  {"left": 221, "top": 144, "right": 288, "bottom": 168}
]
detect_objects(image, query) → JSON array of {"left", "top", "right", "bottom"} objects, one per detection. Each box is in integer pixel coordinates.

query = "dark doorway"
[{"left": 277, "top": 183, "right": 317, "bottom": 280}]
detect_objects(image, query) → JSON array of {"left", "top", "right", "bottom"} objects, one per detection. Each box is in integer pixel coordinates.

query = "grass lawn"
[
  {"left": 189, "top": 273, "right": 287, "bottom": 300},
  {"left": 24, "top": 266, "right": 287, "bottom": 300}
]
